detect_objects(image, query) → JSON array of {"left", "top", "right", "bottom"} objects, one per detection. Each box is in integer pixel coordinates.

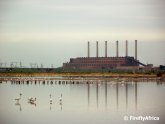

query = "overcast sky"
[{"left": 0, "top": 0, "right": 165, "bottom": 67}]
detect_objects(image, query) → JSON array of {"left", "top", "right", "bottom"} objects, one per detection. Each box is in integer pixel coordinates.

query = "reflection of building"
[
  {"left": 63, "top": 40, "right": 146, "bottom": 69},
  {"left": 87, "top": 80, "right": 138, "bottom": 110}
]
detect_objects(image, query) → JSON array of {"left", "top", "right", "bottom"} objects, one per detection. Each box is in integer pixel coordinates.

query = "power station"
[{"left": 63, "top": 40, "right": 146, "bottom": 69}]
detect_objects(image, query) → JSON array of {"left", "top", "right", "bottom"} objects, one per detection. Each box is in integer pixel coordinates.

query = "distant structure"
[{"left": 63, "top": 40, "right": 146, "bottom": 69}]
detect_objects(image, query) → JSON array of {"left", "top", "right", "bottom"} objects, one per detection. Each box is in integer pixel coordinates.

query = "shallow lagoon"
[{"left": 0, "top": 77, "right": 165, "bottom": 124}]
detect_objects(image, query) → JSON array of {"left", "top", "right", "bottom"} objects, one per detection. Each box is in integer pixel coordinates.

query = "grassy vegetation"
[{"left": 0, "top": 67, "right": 165, "bottom": 77}]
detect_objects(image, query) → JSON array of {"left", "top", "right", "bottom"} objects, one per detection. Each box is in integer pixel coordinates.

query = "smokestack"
[
  {"left": 135, "top": 40, "right": 137, "bottom": 60},
  {"left": 105, "top": 41, "right": 107, "bottom": 57},
  {"left": 126, "top": 40, "right": 128, "bottom": 57},
  {"left": 87, "top": 41, "right": 90, "bottom": 57},
  {"left": 116, "top": 40, "right": 119, "bottom": 57},
  {"left": 96, "top": 41, "right": 98, "bottom": 57}
]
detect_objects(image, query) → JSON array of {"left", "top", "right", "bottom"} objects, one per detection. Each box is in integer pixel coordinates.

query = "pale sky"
[{"left": 0, "top": 0, "right": 165, "bottom": 67}]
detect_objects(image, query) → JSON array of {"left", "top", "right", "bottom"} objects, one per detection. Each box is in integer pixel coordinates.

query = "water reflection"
[
  {"left": 116, "top": 82, "right": 119, "bottom": 110},
  {"left": 125, "top": 82, "right": 128, "bottom": 109},
  {"left": 87, "top": 82, "right": 90, "bottom": 107},
  {"left": 96, "top": 81, "right": 98, "bottom": 108},
  {"left": 50, "top": 103, "right": 52, "bottom": 111},
  {"left": 86, "top": 79, "right": 139, "bottom": 111},
  {"left": 0, "top": 77, "right": 165, "bottom": 112},
  {"left": 59, "top": 102, "right": 62, "bottom": 111},
  {"left": 105, "top": 80, "right": 107, "bottom": 110},
  {"left": 135, "top": 81, "right": 137, "bottom": 110},
  {"left": 10, "top": 80, "right": 150, "bottom": 111},
  {"left": 0, "top": 77, "right": 165, "bottom": 124},
  {"left": 28, "top": 101, "right": 37, "bottom": 107},
  {"left": 15, "top": 102, "right": 22, "bottom": 111},
  {"left": 59, "top": 94, "right": 63, "bottom": 111}
]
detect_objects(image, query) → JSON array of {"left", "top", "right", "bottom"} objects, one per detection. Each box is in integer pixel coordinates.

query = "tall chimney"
[
  {"left": 116, "top": 40, "right": 119, "bottom": 57},
  {"left": 135, "top": 40, "right": 137, "bottom": 60},
  {"left": 126, "top": 40, "right": 128, "bottom": 57},
  {"left": 96, "top": 41, "right": 98, "bottom": 57},
  {"left": 87, "top": 41, "right": 90, "bottom": 58},
  {"left": 105, "top": 41, "right": 107, "bottom": 57}
]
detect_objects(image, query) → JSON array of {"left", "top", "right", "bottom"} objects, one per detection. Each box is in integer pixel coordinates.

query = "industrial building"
[{"left": 63, "top": 40, "right": 146, "bottom": 69}]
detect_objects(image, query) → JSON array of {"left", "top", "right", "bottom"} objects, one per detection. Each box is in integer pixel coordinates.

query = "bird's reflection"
[
  {"left": 10, "top": 78, "right": 140, "bottom": 112},
  {"left": 15, "top": 102, "right": 22, "bottom": 111},
  {"left": 28, "top": 101, "right": 37, "bottom": 107},
  {"left": 58, "top": 93, "right": 63, "bottom": 111},
  {"left": 50, "top": 103, "right": 52, "bottom": 111},
  {"left": 59, "top": 102, "right": 62, "bottom": 111}
]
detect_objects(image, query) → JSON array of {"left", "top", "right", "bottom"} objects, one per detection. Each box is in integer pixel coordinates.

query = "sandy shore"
[{"left": 0, "top": 72, "right": 165, "bottom": 78}]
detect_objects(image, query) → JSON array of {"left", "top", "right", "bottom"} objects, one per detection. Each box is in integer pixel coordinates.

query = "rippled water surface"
[{"left": 0, "top": 77, "right": 165, "bottom": 124}]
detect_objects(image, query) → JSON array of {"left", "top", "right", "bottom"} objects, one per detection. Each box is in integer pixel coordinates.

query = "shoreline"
[{"left": 0, "top": 72, "right": 165, "bottom": 78}]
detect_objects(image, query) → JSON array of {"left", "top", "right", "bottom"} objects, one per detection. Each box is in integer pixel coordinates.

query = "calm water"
[{"left": 0, "top": 77, "right": 165, "bottom": 124}]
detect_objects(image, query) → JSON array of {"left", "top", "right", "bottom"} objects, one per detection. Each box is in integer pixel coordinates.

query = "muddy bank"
[{"left": 0, "top": 72, "right": 164, "bottom": 78}]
